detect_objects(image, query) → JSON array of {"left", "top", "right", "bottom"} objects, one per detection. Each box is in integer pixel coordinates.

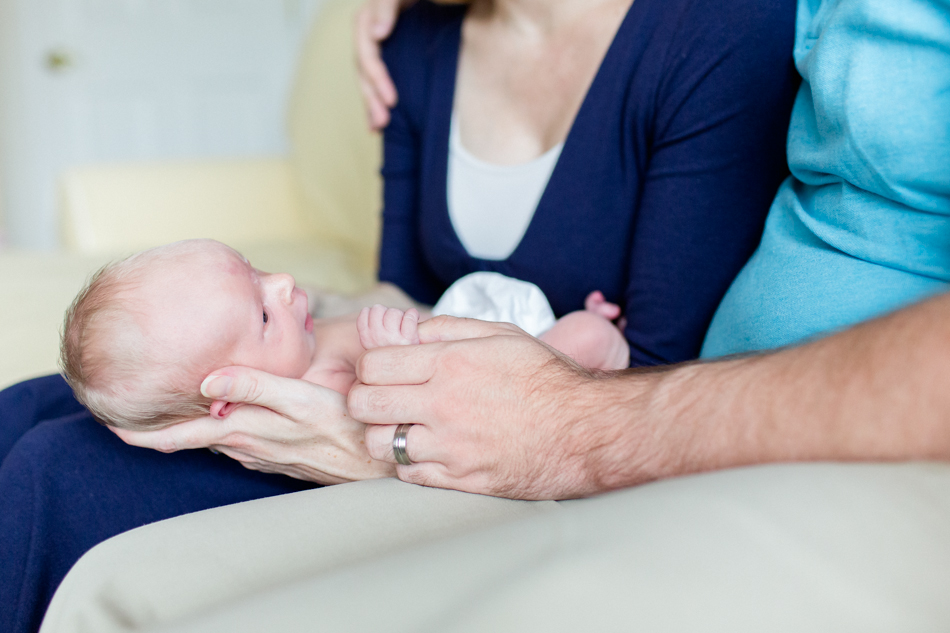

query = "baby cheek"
[{"left": 280, "top": 335, "right": 313, "bottom": 379}]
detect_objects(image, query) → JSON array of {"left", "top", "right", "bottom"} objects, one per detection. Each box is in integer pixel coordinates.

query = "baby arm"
[
  {"left": 302, "top": 307, "right": 421, "bottom": 397},
  {"left": 358, "top": 304, "right": 421, "bottom": 348},
  {"left": 356, "top": 294, "right": 628, "bottom": 370}
]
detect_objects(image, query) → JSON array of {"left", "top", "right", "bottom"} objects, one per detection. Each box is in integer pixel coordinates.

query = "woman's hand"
[
  {"left": 111, "top": 367, "right": 396, "bottom": 484},
  {"left": 355, "top": 0, "right": 469, "bottom": 130},
  {"left": 355, "top": 0, "right": 412, "bottom": 130}
]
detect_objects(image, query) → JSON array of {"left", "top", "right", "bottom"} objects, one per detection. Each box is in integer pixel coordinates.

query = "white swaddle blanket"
[{"left": 432, "top": 272, "right": 556, "bottom": 337}]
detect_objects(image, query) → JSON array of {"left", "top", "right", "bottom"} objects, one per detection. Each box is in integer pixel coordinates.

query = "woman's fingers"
[
  {"left": 354, "top": 0, "right": 408, "bottom": 130},
  {"left": 367, "top": 0, "right": 402, "bottom": 39},
  {"left": 201, "top": 366, "right": 346, "bottom": 418},
  {"left": 115, "top": 366, "right": 390, "bottom": 485},
  {"left": 358, "top": 75, "right": 392, "bottom": 130},
  {"left": 109, "top": 416, "right": 227, "bottom": 452}
]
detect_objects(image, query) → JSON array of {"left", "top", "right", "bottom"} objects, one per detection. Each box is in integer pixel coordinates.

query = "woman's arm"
[
  {"left": 375, "top": 11, "right": 446, "bottom": 306},
  {"left": 622, "top": 0, "right": 799, "bottom": 366}
]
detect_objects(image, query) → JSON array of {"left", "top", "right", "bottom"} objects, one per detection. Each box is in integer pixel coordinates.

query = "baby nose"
[{"left": 270, "top": 273, "right": 296, "bottom": 303}]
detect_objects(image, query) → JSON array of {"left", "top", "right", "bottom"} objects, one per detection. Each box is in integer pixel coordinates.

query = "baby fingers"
[{"left": 358, "top": 304, "right": 420, "bottom": 348}]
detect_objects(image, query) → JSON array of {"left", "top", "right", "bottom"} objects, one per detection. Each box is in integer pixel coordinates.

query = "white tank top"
[{"left": 447, "top": 114, "right": 563, "bottom": 261}]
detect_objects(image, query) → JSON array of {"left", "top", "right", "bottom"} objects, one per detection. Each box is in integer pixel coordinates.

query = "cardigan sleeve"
[
  {"left": 376, "top": 7, "right": 446, "bottom": 306},
  {"left": 622, "top": 0, "right": 799, "bottom": 366}
]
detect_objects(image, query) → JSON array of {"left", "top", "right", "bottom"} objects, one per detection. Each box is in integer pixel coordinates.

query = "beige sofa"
[{"left": 9, "top": 1, "right": 950, "bottom": 631}]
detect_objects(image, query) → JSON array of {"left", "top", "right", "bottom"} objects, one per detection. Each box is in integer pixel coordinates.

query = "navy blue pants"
[{"left": 0, "top": 374, "right": 317, "bottom": 633}]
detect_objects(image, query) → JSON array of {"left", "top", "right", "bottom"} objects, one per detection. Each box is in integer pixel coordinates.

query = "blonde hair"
[{"left": 60, "top": 241, "right": 219, "bottom": 430}]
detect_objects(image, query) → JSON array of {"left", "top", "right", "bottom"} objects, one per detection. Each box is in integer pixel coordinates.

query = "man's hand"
[
  {"left": 348, "top": 292, "right": 950, "bottom": 501},
  {"left": 348, "top": 316, "right": 662, "bottom": 499},
  {"left": 112, "top": 367, "right": 395, "bottom": 484}
]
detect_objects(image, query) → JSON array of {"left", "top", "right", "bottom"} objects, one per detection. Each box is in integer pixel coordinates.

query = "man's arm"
[
  {"left": 636, "top": 290, "right": 950, "bottom": 481},
  {"left": 350, "top": 291, "right": 950, "bottom": 500}
]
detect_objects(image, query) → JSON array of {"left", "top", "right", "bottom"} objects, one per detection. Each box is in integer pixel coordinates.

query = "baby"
[{"left": 61, "top": 239, "right": 628, "bottom": 430}]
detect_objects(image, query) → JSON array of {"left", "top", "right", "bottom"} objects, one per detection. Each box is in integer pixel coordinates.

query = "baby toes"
[{"left": 584, "top": 291, "right": 621, "bottom": 320}]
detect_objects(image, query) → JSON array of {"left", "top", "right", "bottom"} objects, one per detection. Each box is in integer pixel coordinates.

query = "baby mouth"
[{"left": 305, "top": 313, "right": 314, "bottom": 333}]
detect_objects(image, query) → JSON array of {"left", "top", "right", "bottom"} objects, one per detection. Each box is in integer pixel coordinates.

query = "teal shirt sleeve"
[{"left": 702, "top": 0, "right": 950, "bottom": 358}]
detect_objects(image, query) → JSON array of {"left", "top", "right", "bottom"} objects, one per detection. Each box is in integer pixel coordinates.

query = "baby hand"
[{"left": 358, "top": 304, "right": 421, "bottom": 349}]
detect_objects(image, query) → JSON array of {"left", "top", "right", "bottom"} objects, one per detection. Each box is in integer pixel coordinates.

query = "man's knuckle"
[
  {"left": 348, "top": 387, "right": 370, "bottom": 418},
  {"left": 401, "top": 466, "right": 438, "bottom": 489},
  {"left": 357, "top": 388, "right": 386, "bottom": 415},
  {"left": 365, "top": 433, "right": 387, "bottom": 460},
  {"left": 356, "top": 352, "right": 378, "bottom": 381},
  {"left": 429, "top": 314, "right": 453, "bottom": 328},
  {"left": 500, "top": 322, "right": 523, "bottom": 335}
]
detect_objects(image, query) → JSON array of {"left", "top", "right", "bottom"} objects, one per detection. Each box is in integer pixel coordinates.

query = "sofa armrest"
[
  {"left": 59, "top": 158, "right": 311, "bottom": 255},
  {"left": 0, "top": 251, "right": 111, "bottom": 389}
]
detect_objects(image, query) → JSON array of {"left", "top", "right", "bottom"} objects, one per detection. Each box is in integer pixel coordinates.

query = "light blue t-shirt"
[{"left": 702, "top": 0, "right": 950, "bottom": 357}]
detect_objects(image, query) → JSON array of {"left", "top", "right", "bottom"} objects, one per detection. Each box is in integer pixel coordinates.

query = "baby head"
[{"left": 61, "top": 239, "right": 316, "bottom": 431}]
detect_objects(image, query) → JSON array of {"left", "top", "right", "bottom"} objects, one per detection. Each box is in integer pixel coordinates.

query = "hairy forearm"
[{"left": 582, "top": 292, "right": 950, "bottom": 492}]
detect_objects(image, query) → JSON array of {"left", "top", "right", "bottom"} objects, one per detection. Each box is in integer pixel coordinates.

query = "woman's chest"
[
  {"left": 416, "top": 142, "right": 641, "bottom": 317},
  {"left": 453, "top": 0, "right": 634, "bottom": 164}
]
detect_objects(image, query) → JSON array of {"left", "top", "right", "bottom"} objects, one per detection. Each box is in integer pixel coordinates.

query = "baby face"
[{"left": 139, "top": 242, "right": 316, "bottom": 380}]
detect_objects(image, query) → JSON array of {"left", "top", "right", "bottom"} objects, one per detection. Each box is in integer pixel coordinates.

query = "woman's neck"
[{"left": 474, "top": 0, "right": 617, "bottom": 36}]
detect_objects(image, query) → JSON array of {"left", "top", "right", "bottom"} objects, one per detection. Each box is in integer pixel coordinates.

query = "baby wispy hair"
[{"left": 60, "top": 241, "right": 215, "bottom": 430}]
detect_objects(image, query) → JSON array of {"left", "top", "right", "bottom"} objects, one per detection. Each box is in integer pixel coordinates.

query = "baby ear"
[{"left": 209, "top": 400, "right": 242, "bottom": 419}]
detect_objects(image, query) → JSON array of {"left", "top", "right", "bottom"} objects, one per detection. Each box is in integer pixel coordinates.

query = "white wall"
[{"left": 0, "top": 0, "right": 324, "bottom": 249}]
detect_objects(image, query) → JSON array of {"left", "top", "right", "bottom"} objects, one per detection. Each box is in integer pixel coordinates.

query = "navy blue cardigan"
[{"left": 378, "top": 0, "right": 798, "bottom": 366}]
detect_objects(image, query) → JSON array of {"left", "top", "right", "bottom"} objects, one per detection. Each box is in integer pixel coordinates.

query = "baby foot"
[
  {"left": 358, "top": 304, "right": 421, "bottom": 349},
  {"left": 584, "top": 291, "right": 622, "bottom": 320}
]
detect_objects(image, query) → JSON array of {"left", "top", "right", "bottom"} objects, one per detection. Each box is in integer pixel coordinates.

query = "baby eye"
[{"left": 263, "top": 310, "right": 268, "bottom": 324}]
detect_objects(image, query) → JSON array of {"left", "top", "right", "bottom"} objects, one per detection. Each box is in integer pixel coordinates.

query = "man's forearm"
[{"left": 587, "top": 292, "right": 950, "bottom": 491}]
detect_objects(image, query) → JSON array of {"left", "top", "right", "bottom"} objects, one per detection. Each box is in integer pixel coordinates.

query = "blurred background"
[
  {"left": 0, "top": 0, "right": 386, "bottom": 388},
  {"left": 0, "top": 0, "right": 325, "bottom": 250}
]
